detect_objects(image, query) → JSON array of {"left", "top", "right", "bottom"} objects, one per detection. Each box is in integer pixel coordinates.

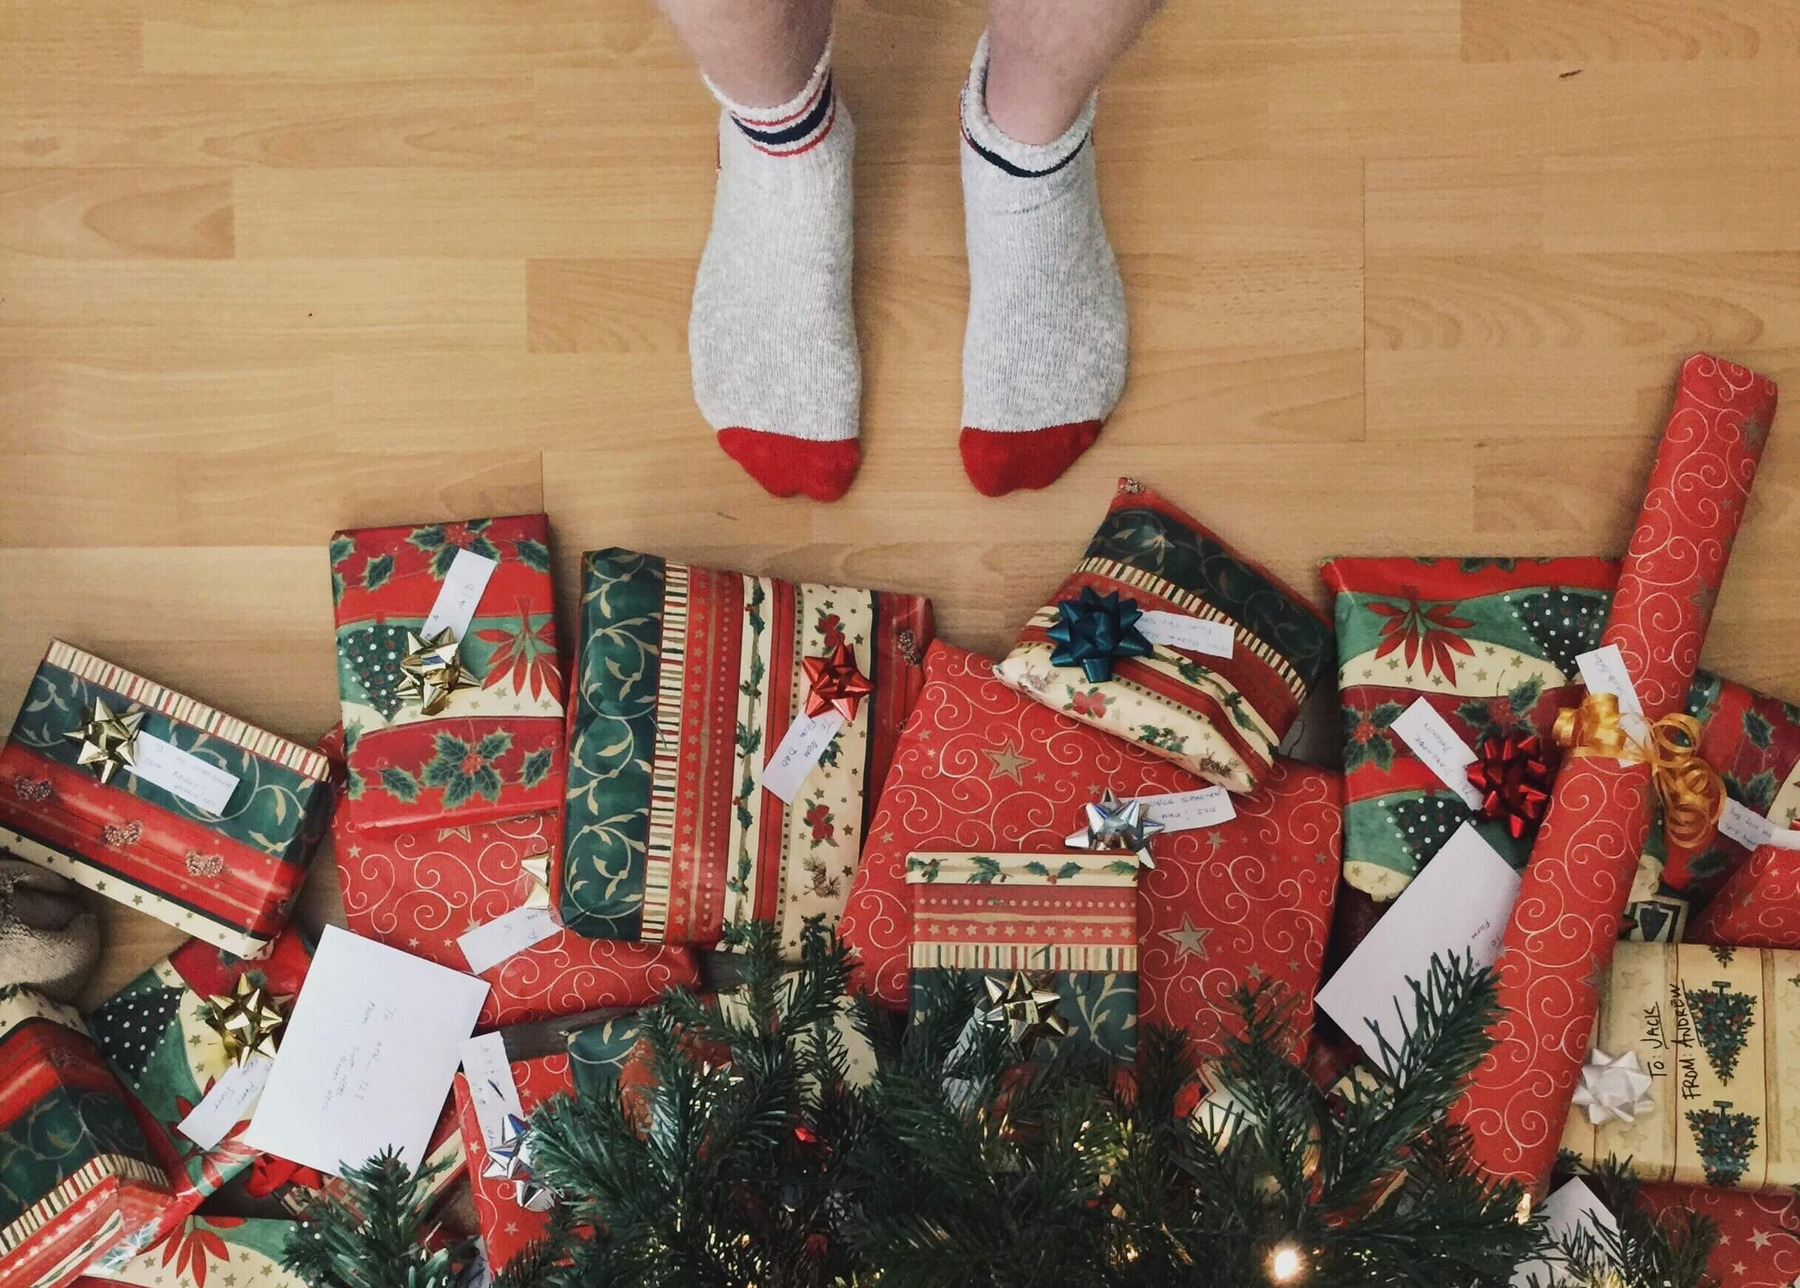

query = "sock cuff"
[
  {"left": 707, "top": 38, "right": 838, "bottom": 158},
  {"left": 960, "top": 30, "right": 1096, "bottom": 179}
]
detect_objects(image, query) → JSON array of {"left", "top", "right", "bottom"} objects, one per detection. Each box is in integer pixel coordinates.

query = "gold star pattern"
[
  {"left": 1159, "top": 914, "right": 1211, "bottom": 962},
  {"left": 65, "top": 698, "right": 144, "bottom": 785},
  {"left": 982, "top": 741, "right": 1034, "bottom": 785}
]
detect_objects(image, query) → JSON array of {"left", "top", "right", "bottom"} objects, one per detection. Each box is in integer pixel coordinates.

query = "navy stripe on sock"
[
  {"left": 963, "top": 127, "right": 1088, "bottom": 180},
  {"left": 734, "top": 76, "right": 834, "bottom": 147}
]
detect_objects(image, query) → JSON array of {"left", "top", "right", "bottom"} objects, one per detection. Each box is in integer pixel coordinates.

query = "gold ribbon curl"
[{"left": 1553, "top": 692, "right": 1724, "bottom": 850}]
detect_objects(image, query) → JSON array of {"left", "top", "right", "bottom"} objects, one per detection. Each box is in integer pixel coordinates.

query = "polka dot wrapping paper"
[
  {"left": 1453, "top": 354, "right": 1779, "bottom": 1191},
  {"left": 838, "top": 641, "right": 1341, "bottom": 1062}
]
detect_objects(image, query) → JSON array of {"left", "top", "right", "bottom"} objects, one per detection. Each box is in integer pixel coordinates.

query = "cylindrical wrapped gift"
[
  {"left": 1454, "top": 354, "right": 1778, "bottom": 1187},
  {"left": 1691, "top": 841, "right": 1800, "bottom": 948}
]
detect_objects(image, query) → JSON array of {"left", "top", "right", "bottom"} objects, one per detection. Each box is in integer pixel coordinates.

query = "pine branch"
[{"left": 281, "top": 1150, "right": 472, "bottom": 1288}]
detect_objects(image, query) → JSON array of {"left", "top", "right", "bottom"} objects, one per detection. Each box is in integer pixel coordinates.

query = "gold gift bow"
[{"left": 1552, "top": 691, "right": 1724, "bottom": 850}]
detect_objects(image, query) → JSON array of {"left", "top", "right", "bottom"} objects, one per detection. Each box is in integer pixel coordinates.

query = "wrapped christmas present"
[
  {"left": 1560, "top": 941, "right": 1800, "bottom": 1193},
  {"left": 996, "top": 478, "right": 1334, "bottom": 795},
  {"left": 1320, "top": 556, "right": 1617, "bottom": 901},
  {"left": 1690, "top": 839, "right": 1800, "bottom": 949},
  {"left": 557, "top": 548, "right": 932, "bottom": 954},
  {"left": 330, "top": 514, "right": 565, "bottom": 835},
  {"left": 0, "top": 987, "right": 171, "bottom": 1288},
  {"left": 76, "top": 1217, "right": 303, "bottom": 1288},
  {"left": 86, "top": 930, "right": 311, "bottom": 1266},
  {"left": 906, "top": 851, "right": 1139, "bottom": 1060},
  {"left": 1641, "top": 1182, "right": 1800, "bottom": 1288},
  {"left": 0, "top": 641, "right": 332, "bottom": 957},
  {"left": 326, "top": 729, "right": 698, "bottom": 1028},
  {"left": 838, "top": 641, "right": 1341, "bottom": 1061},
  {"left": 1456, "top": 354, "right": 1778, "bottom": 1187}
]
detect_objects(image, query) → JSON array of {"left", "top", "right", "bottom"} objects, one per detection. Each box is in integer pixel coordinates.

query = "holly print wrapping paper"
[
  {"left": 1560, "top": 942, "right": 1800, "bottom": 1193},
  {"left": 77, "top": 1216, "right": 303, "bottom": 1288},
  {"left": 837, "top": 642, "right": 1341, "bottom": 1061},
  {"left": 1321, "top": 556, "right": 1618, "bottom": 901},
  {"left": 328, "top": 746, "right": 699, "bottom": 1028},
  {"left": 0, "top": 987, "right": 171, "bottom": 1288},
  {"left": 1640, "top": 1183, "right": 1800, "bottom": 1288},
  {"left": 0, "top": 641, "right": 332, "bottom": 959},
  {"left": 1456, "top": 354, "right": 1779, "bottom": 1189},
  {"left": 330, "top": 515, "right": 565, "bottom": 836},
  {"left": 906, "top": 852, "right": 1139, "bottom": 1060},
  {"left": 558, "top": 548, "right": 932, "bottom": 955},
  {"left": 83, "top": 930, "right": 311, "bottom": 1268},
  {"left": 996, "top": 479, "right": 1334, "bottom": 796}
]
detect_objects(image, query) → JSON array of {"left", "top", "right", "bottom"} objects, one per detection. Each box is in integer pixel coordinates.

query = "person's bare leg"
[
  {"left": 957, "top": 0, "right": 1161, "bottom": 497},
  {"left": 658, "top": 0, "right": 861, "bottom": 501}
]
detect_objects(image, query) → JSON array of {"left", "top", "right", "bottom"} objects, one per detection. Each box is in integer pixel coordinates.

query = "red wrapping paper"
[
  {"left": 1641, "top": 1184, "right": 1800, "bottom": 1288},
  {"left": 453, "top": 1056, "right": 574, "bottom": 1273},
  {"left": 1455, "top": 355, "right": 1778, "bottom": 1186},
  {"left": 838, "top": 641, "right": 1341, "bottom": 1059},
  {"left": 1691, "top": 840, "right": 1800, "bottom": 948}
]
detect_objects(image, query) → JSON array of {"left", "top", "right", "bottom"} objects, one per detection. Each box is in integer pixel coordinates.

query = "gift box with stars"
[
  {"left": 557, "top": 548, "right": 932, "bottom": 956},
  {"left": 0, "top": 986, "right": 172, "bottom": 1288},
  {"left": 1320, "top": 556, "right": 1619, "bottom": 903},
  {"left": 1559, "top": 941, "right": 1800, "bottom": 1193},
  {"left": 73, "top": 1216, "right": 304, "bottom": 1288},
  {"left": 83, "top": 929, "right": 312, "bottom": 1267},
  {"left": 995, "top": 479, "right": 1334, "bottom": 796},
  {"left": 329, "top": 514, "right": 566, "bottom": 837},
  {"left": 324, "top": 728, "right": 699, "bottom": 1028},
  {"left": 0, "top": 640, "right": 333, "bottom": 958},
  {"left": 1640, "top": 1182, "right": 1800, "bottom": 1288},
  {"left": 839, "top": 641, "right": 1341, "bottom": 1061}
]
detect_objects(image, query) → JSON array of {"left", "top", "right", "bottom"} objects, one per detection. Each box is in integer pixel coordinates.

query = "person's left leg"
[{"left": 958, "top": 0, "right": 1161, "bottom": 497}]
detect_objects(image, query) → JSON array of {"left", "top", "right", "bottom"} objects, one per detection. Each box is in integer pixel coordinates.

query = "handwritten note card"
[{"left": 246, "top": 925, "right": 489, "bottom": 1175}]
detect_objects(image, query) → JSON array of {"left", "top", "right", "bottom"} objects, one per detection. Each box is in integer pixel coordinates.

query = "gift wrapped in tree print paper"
[
  {"left": 1321, "top": 556, "right": 1618, "bottom": 901},
  {"left": 0, "top": 987, "right": 171, "bottom": 1288},
  {"left": 0, "top": 641, "right": 332, "bottom": 958},
  {"left": 557, "top": 548, "right": 932, "bottom": 956},
  {"left": 330, "top": 515, "right": 565, "bottom": 835}
]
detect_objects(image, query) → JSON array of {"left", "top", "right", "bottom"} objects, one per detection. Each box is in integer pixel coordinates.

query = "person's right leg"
[{"left": 659, "top": 0, "right": 860, "bottom": 502}]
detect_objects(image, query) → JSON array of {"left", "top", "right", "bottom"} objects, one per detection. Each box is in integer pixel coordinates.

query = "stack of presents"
[{"left": 1, "top": 355, "right": 1796, "bottom": 1286}]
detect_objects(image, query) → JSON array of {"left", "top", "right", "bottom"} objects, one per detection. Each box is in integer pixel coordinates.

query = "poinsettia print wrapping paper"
[
  {"left": 1641, "top": 1183, "right": 1800, "bottom": 1288},
  {"left": 838, "top": 641, "right": 1341, "bottom": 1060},
  {"left": 558, "top": 549, "right": 932, "bottom": 956},
  {"left": 86, "top": 931, "right": 311, "bottom": 1269},
  {"left": 1455, "top": 354, "right": 1779, "bottom": 1189},
  {"left": 330, "top": 515, "right": 565, "bottom": 836},
  {"left": 1322, "top": 556, "right": 1618, "bottom": 901},
  {"left": 0, "top": 641, "right": 332, "bottom": 959},
  {"left": 0, "top": 987, "right": 171, "bottom": 1288},
  {"left": 77, "top": 1216, "right": 303, "bottom": 1288},
  {"left": 333, "top": 802, "right": 698, "bottom": 1028},
  {"left": 996, "top": 479, "right": 1334, "bottom": 796}
]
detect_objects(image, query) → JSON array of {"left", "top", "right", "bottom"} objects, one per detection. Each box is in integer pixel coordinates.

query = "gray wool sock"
[
  {"left": 958, "top": 32, "right": 1127, "bottom": 496},
  {"left": 691, "top": 44, "right": 862, "bottom": 502}
]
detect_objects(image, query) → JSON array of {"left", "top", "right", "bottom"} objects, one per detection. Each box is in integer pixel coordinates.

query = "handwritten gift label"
[
  {"left": 1135, "top": 611, "right": 1234, "bottom": 659},
  {"left": 458, "top": 905, "right": 560, "bottom": 976},
  {"left": 177, "top": 1054, "right": 274, "bottom": 1151},
  {"left": 1131, "top": 786, "right": 1237, "bottom": 831},
  {"left": 1390, "top": 698, "right": 1485, "bottom": 811},
  {"left": 132, "top": 733, "right": 241, "bottom": 816},
  {"left": 421, "top": 547, "right": 499, "bottom": 642},
  {"left": 759, "top": 709, "right": 847, "bottom": 805},
  {"left": 459, "top": 1030, "right": 525, "bottom": 1149},
  {"left": 1718, "top": 798, "right": 1800, "bottom": 853}
]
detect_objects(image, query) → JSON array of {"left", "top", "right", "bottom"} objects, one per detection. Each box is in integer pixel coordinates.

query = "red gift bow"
[
  {"left": 801, "top": 643, "right": 874, "bottom": 722},
  {"left": 1467, "top": 732, "right": 1552, "bottom": 840}
]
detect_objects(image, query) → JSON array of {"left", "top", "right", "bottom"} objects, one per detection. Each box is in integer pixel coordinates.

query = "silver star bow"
[
  {"left": 1572, "top": 1048, "right": 1655, "bottom": 1126},
  {"left": 1064, "top": 789, "right": 1164, "bottom": 868},
  {"left": 482, "top": 1112, "right": 556, "bottom": 1212}
]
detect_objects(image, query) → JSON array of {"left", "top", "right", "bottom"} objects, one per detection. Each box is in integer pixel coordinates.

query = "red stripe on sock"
[
  {"left": 735, "top": 75, "right": 827, "bottom": 129},
  {"left": 747, "top": 102, "right": 837, "bottom": 158}
]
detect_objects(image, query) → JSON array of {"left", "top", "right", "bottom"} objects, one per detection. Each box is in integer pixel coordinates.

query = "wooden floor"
[{"left": 4, "top": 0, "right": 1799, "bottom": 1006}]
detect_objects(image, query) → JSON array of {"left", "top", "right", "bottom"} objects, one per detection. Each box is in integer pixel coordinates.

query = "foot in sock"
[
  {"left": 691, "top": 46, "right": 861, "bottom": 502},
  {"left": 958, "top": 32, "right": 1128, "bottom": 498}
]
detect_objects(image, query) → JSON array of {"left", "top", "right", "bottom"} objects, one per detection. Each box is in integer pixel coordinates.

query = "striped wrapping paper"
[{"left": 0, "top": 641, "right": 332, "bottom": 957}]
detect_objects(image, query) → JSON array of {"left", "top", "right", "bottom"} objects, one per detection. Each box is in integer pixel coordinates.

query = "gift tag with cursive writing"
[
  {"left": 458, "top": 905, "right": 561, "bottom": 976},
  {"left": 178, "top": 1055, "right": 274, "bottom": 1151},
  {"left": 132, "top": 733, "right": 241, "bottom": 816},
  {"left": 460, "top": 1030, "right": 524, "bottom": 1149},
  {"left": 1131, "top": 786, "right": 1236, "bottom": 831},
  {"left": 1390, "top": 699, "right": 1485, "bottom": 811},
  {"left": 422, "top": 547, "right": 499, "bottom": 642},
  {"left": 1135, "top": 611, "right": 1234, "bottom": 659},
  {"left": 759, "top": 709, "right": 847, "bottom": 804}
]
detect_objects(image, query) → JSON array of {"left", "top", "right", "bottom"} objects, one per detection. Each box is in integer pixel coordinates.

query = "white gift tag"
[
  {"left": 1576, "top": 644, "right": 1642, "bottom": 714},
  {"left": 132, "top": 732, "right": 241, "bottom": 816},
  {"left": 1511, "top": 1178, "right": 1619, "bottom": 1288},
  {"left": 759, "top": 709, "right": 847, "bottom": 804},
  {"left": 1390, "top": 699, "right": 1485, "bottom": 811},
  {"left": 1769, "top": 821, "right": 1800, "bottom": 852},
  {"left": 1719, "top": 797, "right": 1776, "bottom": 850},
  {"left": 177, "top": 1054, "right": 274, "bottom": 1151},
  {"left": 1132, "top": 786, "right": 1237, "bottom": 831},
  {"left": 460, "top": 1031, "right": 524, "bottom": 1149},
  {"left": 1136, "top": 611, "right": 1234, "bottom": 659},
  {"left": 421, "top": 547, "right": 499, "bottom": 642},
  {"left": 458, "top": 905, "right": 561, "bottom": 976}
]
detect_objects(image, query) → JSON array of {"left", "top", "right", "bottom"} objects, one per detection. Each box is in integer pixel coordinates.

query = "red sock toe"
[
  {"left": 959, "top": 421, "right": 1102, "bottom": 498},
  {"left": 718, "top": 428, "right": 860, "bottom": 502}
]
